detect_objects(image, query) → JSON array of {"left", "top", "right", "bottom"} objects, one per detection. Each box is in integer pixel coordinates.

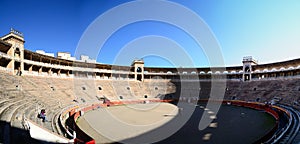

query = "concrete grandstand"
[{"left": 0, "top": 29, "right": 300, "bottom": 143}]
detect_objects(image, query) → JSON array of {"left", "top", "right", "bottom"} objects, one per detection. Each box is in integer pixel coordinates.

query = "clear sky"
[{"left": 1, "top": 0, "right": 300, "bottom": 67}]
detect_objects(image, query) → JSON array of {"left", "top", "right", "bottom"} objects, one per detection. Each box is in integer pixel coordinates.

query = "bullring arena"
[{"left": 0, "top": 29, "right": 300, "bottom": 144}]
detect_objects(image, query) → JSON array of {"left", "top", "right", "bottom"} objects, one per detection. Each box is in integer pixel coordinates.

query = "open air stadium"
[{"left": 0, "top": 29, "right": 300, "bottom": 144}]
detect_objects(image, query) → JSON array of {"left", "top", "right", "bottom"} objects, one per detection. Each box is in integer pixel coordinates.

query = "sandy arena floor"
[
  {"left": 77, "top": 102, "right": 276, "bottom": 144},
  {"left": 76, "top": 102, "right": 178, "bottom": 143}
]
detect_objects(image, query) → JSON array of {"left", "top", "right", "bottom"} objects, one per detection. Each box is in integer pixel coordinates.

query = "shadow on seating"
[{"left": 0, "top": 120, "right": 57, "bottom": 144}]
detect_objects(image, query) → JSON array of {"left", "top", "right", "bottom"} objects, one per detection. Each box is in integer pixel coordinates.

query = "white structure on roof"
[
  {"left": 57, "top": 52, "right": 76, "bottom": 60},
  {"left": 80, "top": 55, "right": 96, "bottom": 63},
  {"left": 36, "top": 50, "right": 54, "bottom": 57}
]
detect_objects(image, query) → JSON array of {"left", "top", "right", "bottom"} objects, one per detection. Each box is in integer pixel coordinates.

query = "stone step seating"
[
  {"left": 36, "top": 92, "right": 64, "bottom": 106},
  {"left": 9, "top": 101, "right": 39, "bottom": 143},
  {"left": 28, "top": 95, "right": 73, "bottom": 135},
  {"left": 12, "top": 99, "right": 37, "bottom": 125},
  {"left": 0, "top": 74, "right": 29, "bottom": 91},
  {"left": 59, "top": 89, "right": 75, "bottom": 99},
  {"left": 285, "top": 79, "right": 300, "bottom": 90},
  {"left": 42, "top": 109, "right": 56, "bottom": 132},
  {"left": 47, "top": 86, "right": 76, "bottom": 106},
  {"left": 95, "top": 81, "right": 119, "bottom": 101},
  {"left": 129, "top": 83, "right": 143, "bottom": 99},
  {"left": 23, "top": 90, "right": 51, "bottom": 102},
  {"left": 140, "top": 81, "right": 171, "bottom": 99},
  {"left": 22, "top": 87, "right": 74, "bottom": 110},
  {"left": 0, "top": 100, "right": 12, "bottom": 111},
  {"left": 131, "top": 82, "right": 157, "bottom": 99},
  {"left": 26, "top": 104, "right": 41, "bottom": 124},
  {"left": 0, "top": 98, "right": 34, "bottom": 123},
  {"left": 25, "top": 76, "right": 52, "bottom": 90},
  {"left": 0, "top": 71, "right": 19, "bottom": 83},
  {"left": 73, "top": 89, "right": 93, "bottom": 103},
  {"left": 78, "top": 89, "right": 97, "bottom": 102},
  {"left": 21, "top": 76, "right": 39, "bottom": 88},
  {"left": 112, "top": 81, "right": 136, "bottom": 100},
  {"left": 51, "top": 110, "right": 64, "bottom": 136},
  {"left": 138, "top": 82, "right": 153, "bottom": 97},
  {"left": 226, "top": 81, "right": 242, "bottom": 91},
  {"left": 224, "top": 79, "right": 300, "bottom": 104},
  {"left": 144, "top": 81, "right": 170, "bottom": 97},
  {"left": 26, "top": 100, "right": 64, "bottom": 132},
  {"left": 128, "top": 82, "right": 142, "bottom": 98},
  {"left": 24, "top": 77, "right": 63, "bottom": 94},
  {"left": 0, "top": 82, "right": 23, "bottom": 92},
  {"left": 24, "top": 102, "right": 60, "bottom": 135},
  {"left": 0, "top": 97, "right": 35, "bottom": 143},
  {"left": 15, "top": 75, "right": 40, "bottom": 89},
  {"left": 73, "top": 79, "right": 99, "bottom": 101},
  {"left": 0, "top": 93, "right": 28, "bottom": 115},
  {"left": 10, "top": 100, "right": 36, "bottom": 129}
]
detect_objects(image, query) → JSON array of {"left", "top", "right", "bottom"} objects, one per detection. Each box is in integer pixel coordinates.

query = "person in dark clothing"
[{"left": 39, "top": 109, "right": 47, "bottom": 122}]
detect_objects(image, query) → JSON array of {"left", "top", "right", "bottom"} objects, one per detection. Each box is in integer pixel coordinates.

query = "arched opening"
[
  {"left": 14, "top": 48, "right": 21, "bottom": 58},
  {"left": 136, "top": 67, "right": 142, "bottom": 72},
  {"left": 14, "top": 62, "right": 21, "bottom": 76},
  {"left": 256, "top": 97, "right": 260, "bottom": 102},
  {"left": 231, "top": 96, "right": 236, "bottom": 100},
  {"left": 137, "top": 74, "right": 142, "bottom": 81},
  {"left": 244, "top": 74, "right": 250, "bottom": 81},
  {"left": 244, "top": 66, "right": 250, "bottom": 72}
]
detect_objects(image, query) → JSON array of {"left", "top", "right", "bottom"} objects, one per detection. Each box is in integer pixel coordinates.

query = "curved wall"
[{"left": 1, "top": 32, "right": 300, "bottom": 80}]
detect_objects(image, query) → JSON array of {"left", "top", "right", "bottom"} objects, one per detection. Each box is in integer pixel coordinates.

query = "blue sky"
[{"left": 1, "top": 0, "right": 300, "bottom": 67}]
